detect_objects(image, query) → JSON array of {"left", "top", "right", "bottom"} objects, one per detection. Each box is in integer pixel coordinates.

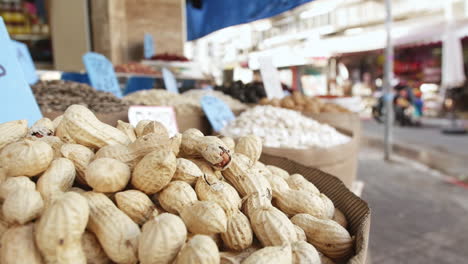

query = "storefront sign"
[
  {"left": 128, "top": 105, "right": 178, "bottom": 137},
  {"left": 11, "top": 40, "right": 38, "bottom": 85},
  {"left": 162, "top": 67, "right": 179, "bottom": 93},
  {"left": 144, "top": 33, "right": 155, "bottom": 59},
  {"left": 258, "top": 56, "right": 284, "bottom": 99},
  {"left": 83, "top": 52, "right": 122, "bottom": 97},
  {"left": 201, "top": 95, "right": 235, "bottom": 132},
  {"left": 0, "top": 18, "right": 42, "bottom": 124}
]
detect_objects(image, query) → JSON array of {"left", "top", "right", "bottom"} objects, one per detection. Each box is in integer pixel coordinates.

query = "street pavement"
[
  {"left": 359, "top": 147, "right": 468, "bottom": 264},
  {"left": 362, "top": 119, "right": 468, "bottom": 181}
]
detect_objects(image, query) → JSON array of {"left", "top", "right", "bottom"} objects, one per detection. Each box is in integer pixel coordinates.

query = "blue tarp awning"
[{"left": 186, "top": 0, "right": 314, "bottom": 41}]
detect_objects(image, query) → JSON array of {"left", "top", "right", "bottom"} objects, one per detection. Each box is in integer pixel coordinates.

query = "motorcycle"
[{"left": 372, "top": 90, "right": 419, "bottom": 126}]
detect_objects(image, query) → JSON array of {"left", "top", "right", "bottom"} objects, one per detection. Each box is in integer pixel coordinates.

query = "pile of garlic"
[{"left": 221, "top": 106, "right": 350, "bottom": 149}]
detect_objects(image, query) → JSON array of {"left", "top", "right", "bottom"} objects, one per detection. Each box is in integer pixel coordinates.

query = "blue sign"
[
  {"left": 11, "top": 40, "right": 38, "bottom": 85},
  {"left": 0, "top": 18, "right": 42, "bottom": 124},
  {"left": 162, "top": 67, "right": 178, "bottom": 93},
  {"left": 144, "top": 33, "right": 155, "bottom": 59},
  {"left": 201, "top": 95, "right": 235, "bottom": 132},
  {"left": 83, "top": 52, "right": 122, "bottom": 97}
]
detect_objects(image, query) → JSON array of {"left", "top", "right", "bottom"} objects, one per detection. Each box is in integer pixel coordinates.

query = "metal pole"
[{"left": 384, "top": 0, "right": 394, "bottom": 160}]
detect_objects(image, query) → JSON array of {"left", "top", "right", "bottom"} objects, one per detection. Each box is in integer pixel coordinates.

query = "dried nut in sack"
[
  {"left": 115, "top": 190, "right": 156, "bottom": 225},
  {"left": 266, "top": 165, "right": 290, "bottom": 180},
  {"left": 35, "top": 192, "right": 89, "bottom": 264},
  {"left": 235, "top": 135, "right": 262, "bottom": 162},
  {"left": 83, "top": 192, "right": 140, "bottom": 264},
  {"left": 220, "top": 209, "right": 253, "bottom": 251},
  {"left": 291, "top": 213, "right": 354, "bottom": 260},
  {"left": 220, "top": 136, "right": 235, "bottom": 150},
  {"left": 174, "top": 234, "right": 219, "bottom": 264},
  {"left": 320, "top": 193, "right": 336, "bottom": 219},
  {"left": 250, "top": 205, "right": 298, "bottom": 246},
  {"left": 30, "top": 135, "right": 64, "bottom": 159},
  {"left": 0, "top": 139, "right": 53, "bottom": 177},
  {"left": 0, "top": 119, "right": 28, "bottom": 150},
  {"left": 132, "top": 149, "right": 177, "bottom": 194},
  {"left": 291, "top": 241, "right": 321, "bottom": 264},
  {"left": 219, "top": 246, "right": 259, "bottom": 264},
  {"left": 29, "top": 117, "right": 54, "bottom": 138},
  {"left": 294, "top": 225, "right": 307, "bottom": 241},
  {"left": 56, "top": 104, "right": 130, "bottom": 148},
  {"left": 2, "top": 177, "right": 43, "bottom": 225},
  {"left": 0, "top": 224, "right": 44, "bottom": 264},
  {"left": 117, "top": 120, "right": 137, "bottom": 142},
  {"left": 241, "top": 191, "right": 273, "bottom": 219},
  {"left": 242, "top": 244, "right": 292, "bottom": 264},
  {"left": 222, "top": 153, "right": 272, "bottom": 197},
  {"left": 81, "top": 231, "right": 111, "bottom": 264},
  {"left": 180, "top": 129, "right": 232, "bottom": 170},
  {"left": 86, "top": 158, "right": 131, "bottom": 193},
  {"left": 139, "top": 213, "right": 187, "bottom": 264},
  {"left": 195, "top": 173, "right": 241, "bottom": 212},
  {"left": 60, "top": 143, "right": 94, "bottom": 185},
  {"left": 173, "top": 158, "right": 204, "bottom": 185},
  {"left": 333, "top": 209, "right": 348, "bottom": 229},
  {"left": 158, "top": 181, "right": 228, "bottom": 235},
  {"left": 286, "top": 173, "right": 320, "bottom": 195},
  {"left": 37, "top": 158, "right": 76, "bottom": 207}
]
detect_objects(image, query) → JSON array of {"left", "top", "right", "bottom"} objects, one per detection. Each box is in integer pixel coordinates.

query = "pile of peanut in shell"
[
  {"left": 259, "top": 92, "right": 350, "bottom": 114},
  {"left": 0, "top": 105, "right": 354, "bottom": 264}
]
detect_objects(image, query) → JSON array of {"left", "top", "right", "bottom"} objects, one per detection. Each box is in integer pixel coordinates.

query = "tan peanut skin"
[
  {"left": 174, "top": 234, "right": 220, "bottom": 264},
  {"left": 291, "top": 241, "right": 321, "bottom": 264},
  {"left": 291, "top": 213, "right": 354, "bottom": 260},
  {"left": 86, "top": 158, "right": 131, "bottom": 193},
  {"left": 266, "top": 165, "right": 290, "bottom": 180},
  {"left": 0, "top": 139, "right": 53, "bottom": 177},
  {"left": 83, "top": 192, "right": 140, "bottom": 264},
  {"left": 174, "top": 158, "right": 204, "bottom": 185},
  {"left": 115, "top": 190, "right": 156, "bottom": 225},
  {"left": 82, "top": 231, "right": 111, "bottom": 264},
  {"left": 242, "top": 245, "right": 292, "bottom": 264},
  {"left": 158, "top": 181, "right": 198, "bottom": 214},
  {"left": 1, "top": 224, "right": 44, "bottom": 264},
  {"left": 250, "top": 206, "right": 298, "bottom": 247},
  {"left": 0, "top": 119, "right": 28, "bottom": 150},
  {"left": 37, "top": 158, "right": 76, "bottom": 207},
  {"left": 221, "top": 209, "right": 253, "bottom": 251},
  {"left": 180, "top": 200, "right": 228, "bottom": 235},
  {"left": 132, "top": 149, "right": 177, "bottom": 194},
  {"left": 235, "top": 135, "right": 262, "bottom": 163},
  {"left": 35, "top": 192, "right": 89, "bottom": 264},
  {"left": 56, "top": 104, "right": 131, "bottom": 148},
  {"left": 117, "top": 120, "right": 137, "bottom": 142},
  {"left": 139, "top": 213, "right": 187, "bottom": 264}
]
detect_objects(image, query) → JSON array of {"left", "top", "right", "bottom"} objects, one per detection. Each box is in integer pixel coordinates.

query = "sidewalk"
[{"left": 361, "top": 119, "right": 468, "bottom": 181}]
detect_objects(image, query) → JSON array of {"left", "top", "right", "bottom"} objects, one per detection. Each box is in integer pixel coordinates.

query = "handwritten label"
[
  {"left": 162, "top": 67, "right": 179, "bottom": 93},
  {"left": 0, "top": 17, "right": 42, "bottom": 124},
  {"left": 258, "top": 56, "right": 283, "bottom": 99},
  {"left": 11, "top": 40, "right": 38, "bottom": 85},
  {"left": 83, "top": 52, "right": 122, "bottom": 97},
  {"left": 144, "top": 33, "right": 155, "bottom": 59},
  {"left": 201, "top": 96, "right": 235, "bottom": 132},
  {"left": 128, "top": 106, "right": 178, "bottom": 137}
]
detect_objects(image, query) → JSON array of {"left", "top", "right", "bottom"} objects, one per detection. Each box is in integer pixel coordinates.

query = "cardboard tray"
[
  {"left": 260, "top": 153, "right": 370, "bottom": 264},
  {"left": 262, "top": 128, "right": 358, "bottom": 188}
]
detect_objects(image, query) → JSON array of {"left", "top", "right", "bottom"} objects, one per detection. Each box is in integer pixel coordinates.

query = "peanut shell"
[
  {"left": 60, "top": 143, "right": 94, "bottom": 186},
  {"left": 180, "top": 201, "right": 228, "bottom": 235},
  {"left": 174, "top": 234, "right": 219, "bottom": 264},
  {"left": 1, "top": 224, "right": 44, "bottom": 264},
  {"left": 235, "top": 135, "right": 262, "bottom": 162},
  {"left": 158, "top": 181, "right": 197, "bottom": 214},
  {"left": 115, "top": 190, "right": 156, "bottom": 225},
  {"left": 242, "top": 245, "right": 292, "bottom": 264},
  {"left": 250, "top": 206, "right": 297, "bottom": 247},
  {"left": 0, "top": 119, "right": 28, "bottom": 150},
  {"left": 0, "top": 139, "right": 53, "bottom": 177},
  {"left": 86, "top": 158, "right": 131, "bottom": 193},
  {"left": 173, "top": 158, "right": 204, "bottom": 185},
  {"left": 132, "top": 149, "right": 176, "bottom": 194},
  {"left": 291, "top": 241, "right": 321, "bottom": 264}
]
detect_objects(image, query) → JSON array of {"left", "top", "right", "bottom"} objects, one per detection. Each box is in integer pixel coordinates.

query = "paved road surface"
[{"left": 358, "top": 147, "right": 468, "bottom": 264}]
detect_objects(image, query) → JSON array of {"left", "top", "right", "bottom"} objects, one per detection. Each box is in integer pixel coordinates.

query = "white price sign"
[
  {"left": 128, "top": 106, "right": 179, "bottom": 137},
  {"left": 258, "top": 56, "right": 284, "bottom": 99}
]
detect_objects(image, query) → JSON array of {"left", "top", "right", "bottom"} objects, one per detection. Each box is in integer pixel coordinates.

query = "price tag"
[
  {"left": 258, "top": 56, "right": 283, "bottom": 99},
  {"left": 201, "top": 95, "right": 235, "bottom": 132},
  {"left": 0, "top": 17, "right": 42, "bottom": 124},
  {"left": 144, "top": 33, "right": 155, "bottom": 59},
  {"left": 162, "top": 67, "right": 178, "bottom": 93},
  {"left": 11, "top": 40, "right": 38, "bottom": 85},
  {"left": 83, "top": 52, "right": 122, "bottom": 97},
  {"left": 128, "top": 106, "right": 178, "bottom": 137}
]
